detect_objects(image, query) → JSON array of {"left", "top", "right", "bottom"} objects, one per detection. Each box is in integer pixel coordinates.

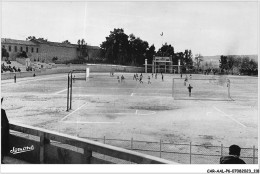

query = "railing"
[
  {"left": 80, "top": 136, "right": 258, "bottom": 164},
  {"left": 8, "top": 123, "right": 177, "bottom": 164}
]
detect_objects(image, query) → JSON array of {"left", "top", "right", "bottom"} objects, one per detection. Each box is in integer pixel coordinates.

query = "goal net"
[
  {"left": 172, "top": 75, "right": 231, "bottom": 100},
  {"left": 72, "top": 68, "right": 89, "bottom": 81}
]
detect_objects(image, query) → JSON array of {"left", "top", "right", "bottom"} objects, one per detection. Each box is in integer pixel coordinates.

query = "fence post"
[
  {"left": 253, "top": 145, "right": 255, "bottom": 164},
  {"left": 160, "top": 139, "right": 162, "bottom": 158},
  {"left": 39, "top": 132, "right": 50, "bottom": 164},
  {"left": 84, "top": 148, "right": 92, "bottom": 164},
  {"left": 189, "top": 142, "right": 192, "bottom": 164},
  {"left": 131, "top": 138, "right": 133, "bottom": 150},
  {"left": 103, "top": 136, "right": 106, "bottom": 160},
  {"left": 221, "top": 144, "right": 223, "bottom": 157},
  {"left": 67, "top": 74, "right": 70, "bottom": 111},
  {"left": 70, "top": 73, "right": 73, "bottom": 109}
]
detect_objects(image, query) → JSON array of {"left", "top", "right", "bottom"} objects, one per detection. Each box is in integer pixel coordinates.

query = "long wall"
[{"left": 39, "top": 44, "right": 78, "bottom": 63}]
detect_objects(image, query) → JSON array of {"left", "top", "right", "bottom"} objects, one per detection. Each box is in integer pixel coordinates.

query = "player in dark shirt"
[{"left": 187, "top": 84, "right": 193, "bottom": 97}]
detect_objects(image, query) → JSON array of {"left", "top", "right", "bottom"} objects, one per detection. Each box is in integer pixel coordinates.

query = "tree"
[
  {"left": 62, "top": 40, "right": 71, "bottom": 44},
  {"left": 183, "top": 49, "right": 193, "bottom": 70},
  {"left": 219, "top": 55, "right": 228, "bottom": 73},
  {"left": 77, "top": 39, "right": 88, "bottom": 61},
  {"left": 26, "top": 36, "right": 36, "bottom": 41},
  {"left": 174, "top": 52, "right": 184, "bottom": 71},
  {"left": 38, "top": 38, "right": 48, "bottom": 41},
  {"left": 100, "top": 28, "right": 129, "bottom": 64},
  {"left": 1, "top": 46, "right": 9, "bottom": 60},
  {"left": 128, "top": 34, "right": 149, "bottom": 65},
  {"left": 156, "top": 43, "right": 174, "bottom": 57},
  {"left": 248, "top": 59, "right": 258, "bottom": 75},
  {"left": 227, "top": 56, "right": 236, "bottom": 74},
  {"left": 194, "top": 54, "right": 204, "bottom": 70},
  {"left": 240, "top": 57, "right": 251, "bottom": 74},
  {"left": 146, "top": 44, "right": 156, "bottom": 64},
  {"left": 17, "top": 51, "right": 28, "bottom": 58}
]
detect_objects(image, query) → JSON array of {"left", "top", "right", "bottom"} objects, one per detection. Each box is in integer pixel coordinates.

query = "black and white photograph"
[{"left": 0, "top": 0, "right": 259, "bottom": 173}]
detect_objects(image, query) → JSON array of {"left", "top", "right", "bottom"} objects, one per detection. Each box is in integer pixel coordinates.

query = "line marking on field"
[
  {"left": 54, "top": 88, "right": 67, "bottom": 94},
  {"left": 60, "top": 102, "right": 87, "bottom": 121},
  {"left": 213, "top": 106, "right": 246, "bottom": 128},
  {"left": 206, "top": 112, "right": 212, "bottom": 116},
  {"left": 2, "top": 74, "right": 66, "bottom": 86}
]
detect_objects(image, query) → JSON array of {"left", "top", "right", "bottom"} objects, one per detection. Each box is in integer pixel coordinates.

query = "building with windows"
[
  {"left": 1, "top": 38, "right": 40, "bottom": 61},
  {"left": 1, "top": 38, "right": 101, "bottom": 63}
]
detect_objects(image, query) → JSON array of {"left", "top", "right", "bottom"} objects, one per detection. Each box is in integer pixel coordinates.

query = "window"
[
  {"left": 15, "top": 46, "right": 17, "bottom": 52},
  {"left": 36, "top": 48, "right": 39, "bottom": 53},
  {"left": 20, "top": 47, "right": 23, "bottom": 52},
  {"left": 8, "top": 46, "right": 11, "bottom": 52},
  {"left": 26, "top": 47, "right": 28, "bottom": 53},
  {"left": 31, "top": 47, "right": 34, "bottom": 53}
]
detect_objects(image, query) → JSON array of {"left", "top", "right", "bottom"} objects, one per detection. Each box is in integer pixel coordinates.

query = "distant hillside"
[
  {"left": 203, "top": 54, "right": 258, "bottom": 62},
  {"left": 200, "top": 54, "right": 258, "bottom": 68}
]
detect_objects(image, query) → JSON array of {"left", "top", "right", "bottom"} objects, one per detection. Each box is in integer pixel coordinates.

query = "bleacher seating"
[
  {"left": 1, "top": 61, "right": 26, "bottom": 73},
  {"left": 1, "top": 61, "right": 57, "bottom": 73}
]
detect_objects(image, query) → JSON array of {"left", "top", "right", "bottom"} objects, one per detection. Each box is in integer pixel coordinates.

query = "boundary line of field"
[
  {"left": 60, "top": 102, "right": 88, "bottom": 121},
  {"left": 213, "top": 106, "right": 247, "bottom": 128},
  {"left": 1, "top": 74, "right": 66, "bottom": 85}
]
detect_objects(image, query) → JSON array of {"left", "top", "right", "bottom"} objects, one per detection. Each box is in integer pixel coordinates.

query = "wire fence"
[{"left": 80, "top": 136, "right": 258, "bottom": 164}]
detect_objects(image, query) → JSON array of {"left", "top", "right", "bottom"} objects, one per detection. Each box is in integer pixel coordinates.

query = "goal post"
[
  {"left": 86, "top": 68, "right": 89, "bottom": 79},
  {"left": 172, "top": 78, "right": 174, "bottom": 99},
  {"left": 67, "top": 69, "right": 89, "bottom": 111}
]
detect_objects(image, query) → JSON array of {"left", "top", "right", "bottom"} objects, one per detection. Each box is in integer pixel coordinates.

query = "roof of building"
[
  {"left": 1, "top": 38, "right": 100, "bottom": 50},
  {"left": 1, "top": 38, "right": 38, "bottom": 46},
  {"left": 31, "top": 39, "right": 76, "bottom": 48},
  {"left": 33, "top": 39, "right": 100, "bottom": 50}
]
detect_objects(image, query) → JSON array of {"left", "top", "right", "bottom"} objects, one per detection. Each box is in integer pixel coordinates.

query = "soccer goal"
[
  {"left": 67, "top": 68, "right": 89, "bottom": 111},
  {"left": 172, "top": 76, "right": 231, "bottom": 100}
]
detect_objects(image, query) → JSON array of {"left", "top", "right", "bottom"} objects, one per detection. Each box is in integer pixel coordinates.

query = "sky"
[{"left": 1, "top": 1, "right": 258, "bottom": 56}]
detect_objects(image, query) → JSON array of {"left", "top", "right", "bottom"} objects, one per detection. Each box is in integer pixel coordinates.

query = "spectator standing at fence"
[
  {"left": 187, "top": 84, "right": 193, "bottom": 97},
  {"left": 220, "top": 145, "right": 246, "bottom": 164},
  {"left": 14, "top": 74, "right": 16, "bottom": 83},
  {"left": 1, "top": 98, "right": 10, "bottom": 164},
  {"left": 180, "top": 73, "right": 182, "bottom": 79}
]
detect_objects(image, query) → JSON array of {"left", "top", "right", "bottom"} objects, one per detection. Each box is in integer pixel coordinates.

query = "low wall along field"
[{"left": 1, "top": 64, "right": 144, "bottom": 80}]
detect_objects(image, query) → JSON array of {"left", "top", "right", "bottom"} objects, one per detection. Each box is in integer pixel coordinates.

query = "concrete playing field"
[{"left": 1, "top": 72, "right": 258, "bottom": 163}]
